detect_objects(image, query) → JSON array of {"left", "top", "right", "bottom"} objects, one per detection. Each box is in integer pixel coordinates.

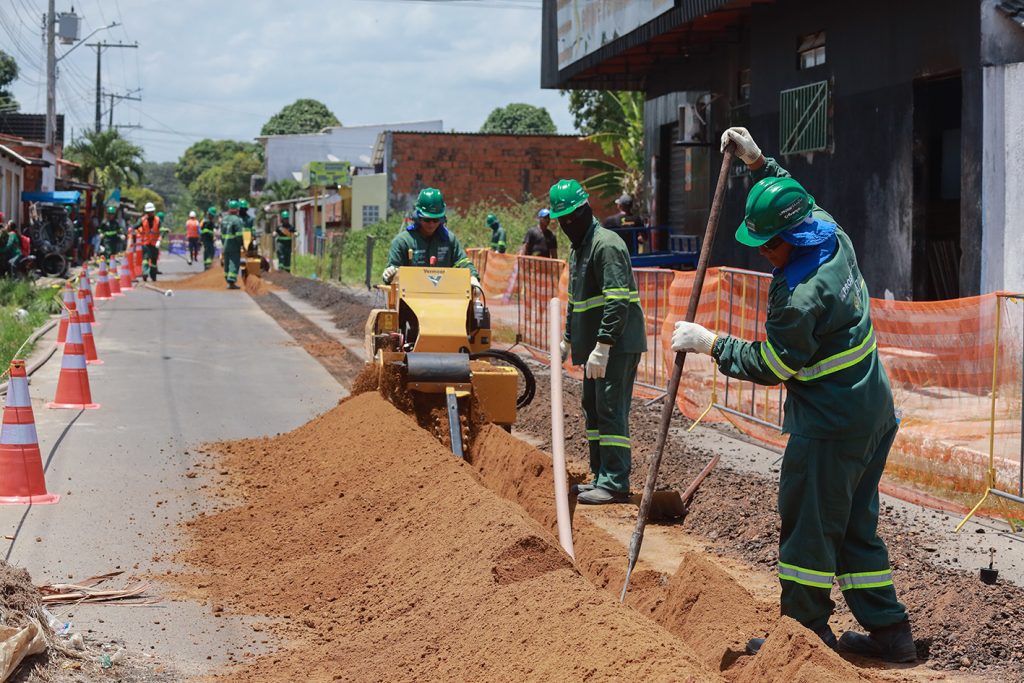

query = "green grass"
[{"left": 0, "top": 280, "right": 62, "bottom": 372}]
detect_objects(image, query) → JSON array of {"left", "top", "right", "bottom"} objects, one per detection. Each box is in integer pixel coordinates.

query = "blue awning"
[{"left": 21, "top": 190, "right": 81, "bottom": 205}]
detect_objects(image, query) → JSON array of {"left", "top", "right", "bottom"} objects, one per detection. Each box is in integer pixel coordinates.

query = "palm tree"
[
  {"left": 64, "top": 129, "right": 145, "bottom": 200},
  {"left": 574, "top": 91, "right": 645, "bottom": 206},
  {"left": 257, "top": 179, "right": 306, "bottom": 221}
]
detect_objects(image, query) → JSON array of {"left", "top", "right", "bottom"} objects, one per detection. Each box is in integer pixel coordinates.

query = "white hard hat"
[
  {"left": 189, "top": 210, "right": 196, "bottom": 218},
  {"left": 144, "top": 202, "right": 156, "bottom": 212}
]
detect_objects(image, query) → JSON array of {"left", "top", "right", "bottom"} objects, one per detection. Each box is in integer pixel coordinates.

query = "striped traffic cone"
[
  {"left": 75, "top": 288, "right": 95, "bottom": 326},
  {"left": 132, "top": 237, "right": 142, "bottom": 279},
  {"left": 119, "top": 257, "right": 133, "bottom": 291},
  {"left": 56, "top": 282, "right": 76, "bottom": 344},
  {"left": 108, "top": 259, "right": 123, "bottom": 296},
  {"left": 80, "top": 315, "right": 102, "bottom": 365},
  {"left": 78, "top": 270, "right": 96, "bottom": 323},
  {"left": 0, "top": 360, "right": 60, "bottom": 505},
  {"left": 47, "top": 311, "right": 100, "bottom": 410},
  {"left": 94, "top": 260, "right": 113, "bottom": 300}
]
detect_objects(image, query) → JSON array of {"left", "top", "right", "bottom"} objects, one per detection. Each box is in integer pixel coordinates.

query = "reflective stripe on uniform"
[
  {"left": 760, "top": 340, "right": 797, "bottom": 381},
  {"left": 795, "top": 326, "right": 877, "bottom": 382},
  {"left": 585, "top": 429, "right": 600, "bottom": 441},
  {"left": 599, "top": 434, "right": 631, "bottom": 448},
  {"left": 778, "top": 561, "right": 834, "bottom": 589},
  {"left": 837, "top": 569, "right": 893, "bottom": 591},
  {"left": 0, "top": 423, "right": 38, "bottom": 445},
  {"left": 454, "top": 258, "right": 471, "bottom": 268},
  {"left": 570, "top": 294, "right": 606, "bottom": 312}
]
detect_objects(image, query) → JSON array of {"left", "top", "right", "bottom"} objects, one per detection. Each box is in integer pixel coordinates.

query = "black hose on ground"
[{"left": 470, "top": 349, "right": 536, "bottom": 409}]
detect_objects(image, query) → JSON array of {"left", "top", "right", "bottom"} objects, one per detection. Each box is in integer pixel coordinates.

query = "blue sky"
[{"left": 3, "top": 0, "right": 573, "bottom": 162}]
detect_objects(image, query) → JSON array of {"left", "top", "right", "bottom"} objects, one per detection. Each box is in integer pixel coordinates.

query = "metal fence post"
[{"left": 364, "top": 235, "right": 376, "bottom": 290}]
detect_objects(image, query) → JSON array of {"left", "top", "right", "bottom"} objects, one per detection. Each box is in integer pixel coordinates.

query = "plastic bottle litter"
[{"left": 41, "top": 607, "right": 72, "bottom": 636}]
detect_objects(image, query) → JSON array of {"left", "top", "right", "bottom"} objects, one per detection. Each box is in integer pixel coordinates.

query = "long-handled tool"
[{"left": 620, "top": 145, "right": 735, "bottom": 602}]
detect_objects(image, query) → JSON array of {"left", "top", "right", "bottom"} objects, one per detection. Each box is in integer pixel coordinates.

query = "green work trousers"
[
  {"left": 778, "top": 422, "right": 908, "bottom": 632},
  {"left": 202, "top": 235, "right": 215, "bottom": 270},
  {"left": 581, "top": 352, "right": 640, "bottom": 493},
  {"left": 142, "top": 245, "right": 159, "bottom": 281},
  {"left": 223, "top": 240, "right": 241, "bottom": 284},
  {"left": 101, "top": 236, "right": 120, "bottom": 258},
  {"left": 276, "top": 240, "right": 292, "bottom": 272}
]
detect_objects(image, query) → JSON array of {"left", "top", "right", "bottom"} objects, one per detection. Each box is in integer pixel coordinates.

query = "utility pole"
[
  {"left": 45, "top": 0, "right": 56, "bottom": 150},
  {"left": 87, "top": 41, "right": 138, "bottom": 132},
  {"left": 106, "top": 90, "right": 141, "bottom": 129}
]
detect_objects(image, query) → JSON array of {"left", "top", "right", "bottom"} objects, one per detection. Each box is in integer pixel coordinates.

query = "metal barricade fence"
[
  {"left": 713, "top": 267, "right": 785, "bottom": 431},
  {"left": 516, "top": 256, "right": 566, "bottom": 354},
  {"left": 633, "top": 268, "right": 675, "bottom": 396}
]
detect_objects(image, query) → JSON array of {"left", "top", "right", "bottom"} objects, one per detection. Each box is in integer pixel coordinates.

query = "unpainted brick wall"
[{"left": 387, "top": 132, "right": 618, "bottom": 219}]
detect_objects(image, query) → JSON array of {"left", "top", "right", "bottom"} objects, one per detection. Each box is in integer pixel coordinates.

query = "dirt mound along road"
[
  {"left": 180, "top": 393, "right": 722, "bottom": 681},
  {"left": 167, "top": 266, "right": 279, "bottom": 296}
]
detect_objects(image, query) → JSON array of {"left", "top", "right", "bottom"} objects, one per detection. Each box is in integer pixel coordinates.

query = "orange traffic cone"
[
  {"left": 80, "top": 315, "right": 102, "bottom": 365},
  {"left": 131, "top": 236, "right": 142, "bottom": 279},
  {"left": 108, "top": 259, "right": 123, "bottom": 296},
  {"left": 94, "top": 260, "right": 113, "bottom": 300},
  {"left": 119, "top": 257, "right": 133, "bottom": 291},
  {"left": 56, "top": 282, "right": 76, "bottom": 344},
  {"left": 47, "top": 311, "right": 100, "bottom": 410},
  {"left": 78, "top": 270, "right": 96, "bottom": 323},
  {"left": 0, "top": 360, "right": 60, "bottom": 505},
  {"left": 75, "top": 288, "right": 95, "bottom": 326}
]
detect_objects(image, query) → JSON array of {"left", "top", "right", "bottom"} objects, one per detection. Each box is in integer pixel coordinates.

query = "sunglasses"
[
  {"left": 762, "top": 235, "right": 785, "bottom": 251},
  {"left": 420, "top": 217, "right": 441, "bottom": 224}
]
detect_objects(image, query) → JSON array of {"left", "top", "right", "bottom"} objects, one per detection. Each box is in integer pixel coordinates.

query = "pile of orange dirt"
[{"left": 165, "top": 266, "right": 279, "bottom": 296}]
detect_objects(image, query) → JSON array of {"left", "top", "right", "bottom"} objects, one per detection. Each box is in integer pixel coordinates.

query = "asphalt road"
[{"left": 0, "top": 258, "right": 343, "bottom": 677}]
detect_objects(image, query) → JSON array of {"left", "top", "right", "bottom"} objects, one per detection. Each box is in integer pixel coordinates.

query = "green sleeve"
[
  {"left": 713, "top": 303, "right": 820, "bottom": 385},
  {"left": 595, "top": 239, "right": 634, "bottom": 346},
  {"left": 496, "top": 227, "right": 507, "bottom": 254},
  {"left": 449, "top": 234, "right": 479, "bottom": 279},
  {"left": 757, "top": 156, "right": 792, "bottom": 181},
  {"left": 387, "top": 233, "right": 406, "bottom": 268},
  {"left": 563, "top": 251, "right": 574, "bottom": 343}
]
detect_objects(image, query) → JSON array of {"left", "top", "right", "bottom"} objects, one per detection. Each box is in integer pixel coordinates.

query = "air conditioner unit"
[{"left": 676, "top": 104, "right": 707, "bottom": 146}]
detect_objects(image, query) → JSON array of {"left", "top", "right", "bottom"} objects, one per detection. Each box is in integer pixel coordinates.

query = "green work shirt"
[
  {"left": 386, "top": 225, "right": 479, "bottom": 279},
  {"left": 200, "top": 219, "right": 216, "bottom": 236},
  {"left": 100, "top": 220, "right": 121, "bottom": 239},
  {"left": 1, "top": 232, "right": 18, "bottom": 259},
  {"left": 241, "top": 213, "right": 254, "bottom": 230},
  {"left": 221, "top": 214, "right": 244, "bottom": 242},
  {"left": 490, "top": 225, "right": 507, "bottom": 253},
  {"left": 711, "top": 157, "right": 895, "bottom": 440},
  {"left": 563, "top": 219, "right": 647, "bottom": 364},
  {"left": 276, "top": 222, "right": 294, "bottom": 243}
]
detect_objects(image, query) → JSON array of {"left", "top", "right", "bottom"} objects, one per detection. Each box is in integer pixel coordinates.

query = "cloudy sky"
[{"left": 3, "top": 0, "right": 573, "bottom": 162}]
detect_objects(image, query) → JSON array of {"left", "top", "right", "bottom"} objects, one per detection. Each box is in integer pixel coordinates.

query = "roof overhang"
[{"left": 0, "top": 144, "right": 31, "bottom": 166}]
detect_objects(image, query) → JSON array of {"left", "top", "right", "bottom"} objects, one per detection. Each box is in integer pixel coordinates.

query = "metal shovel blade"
[{"left": 629, "top": 489, "right": 686, "bottom": 521}]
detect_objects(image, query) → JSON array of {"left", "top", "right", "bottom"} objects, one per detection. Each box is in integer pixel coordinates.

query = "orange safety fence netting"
[{"left": 468, "top": 251, "right": 1024, "bottom": 511}]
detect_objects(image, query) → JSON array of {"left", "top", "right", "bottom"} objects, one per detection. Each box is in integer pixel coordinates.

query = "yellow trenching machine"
[
  {"left": 365, "top": 266, "right": 535, "bottom": 456},
  {"left": 240, "top": 227, "right": 269, "bottom": 281}
]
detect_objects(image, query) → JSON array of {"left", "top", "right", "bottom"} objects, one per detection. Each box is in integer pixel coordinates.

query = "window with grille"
[
  {"left": 362, "top": 204, "right": 380, "bottom": 225},
  {"left": 779, "top": 80, "right": 830, "bottom": 155},
  {"left": 798, "top": 31, "right": 826, "bottom": 70}
]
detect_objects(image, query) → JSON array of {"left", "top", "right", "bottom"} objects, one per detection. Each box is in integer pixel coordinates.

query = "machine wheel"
[{"left": 469, "top": 350, "right": 536, "bottom": 409}]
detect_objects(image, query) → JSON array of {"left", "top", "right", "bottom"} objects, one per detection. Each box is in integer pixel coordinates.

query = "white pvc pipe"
[{"left": 549, "top": 297, "right": 575, "bottom": 560}]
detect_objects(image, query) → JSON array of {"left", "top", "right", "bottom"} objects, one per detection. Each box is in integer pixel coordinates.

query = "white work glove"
[
  {"left": 559, "top": 339, "right": 569, "bottom": 363},
  {"left": 470, "top": 275, "right": 482, "bottom": 291},
  {"left": 585, "top": 342, "right": 611, "bottom": 379},
  {"left": 671, "top": 321, "right": 718, "bottom": 355},
  {"left": 382, "top": 265, "right": 398, "bottom": 284},
  {"left": 155, "top": 239, "right": 162, "bottom": 249},
  {"left": 720, "top": 126, "right": 762, "bottom": 165}
]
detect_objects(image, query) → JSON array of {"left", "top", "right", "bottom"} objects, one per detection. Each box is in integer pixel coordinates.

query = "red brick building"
[{"left": 374, "top": 131, "right": 619, "bottom": 218}]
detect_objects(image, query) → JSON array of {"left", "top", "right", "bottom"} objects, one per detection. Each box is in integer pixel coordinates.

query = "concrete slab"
[{"left": 0, "top": 258, "right": 342, "bottom": 677}]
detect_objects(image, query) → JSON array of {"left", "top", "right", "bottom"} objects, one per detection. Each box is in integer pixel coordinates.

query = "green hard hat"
[
  {"left": 281, "top": 210, "right": 290, "bottom": 219},
  {"left": 207, "top": 206, "right": 217, "bottom": 215},
  {"left": 228, "top": 199, "right": 239, "bottom": 210},
  {"left": 736, "top": 176, "right": 813, "bottom": 247},
  {"left": 486, "top": 213, "right": 498, "bottom": 227},
  {"left": 415, "top": 187, "right": 446, "bottom": 219},
  {"left": 157, "top": 211, "right": 165, "bottom": 218},
  {"left": 106, "top": 205, "right": 116, "bottom": 214},
  {"left": 548, "top": 179, "right": 589, "bottom": 219},
  {"left": 239, "top": 199, "right": 249, "bottom": 209}
]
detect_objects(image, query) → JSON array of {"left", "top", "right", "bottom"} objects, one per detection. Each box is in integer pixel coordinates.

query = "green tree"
[
  {"left": 574, "top": 92, "right": 645, "bottom": 204},
  {"left": 563, "top": 90, "right": 627, "bottom": 136},
  {"left": 121, "top": 187, "right": 165, "bottom": 214},
  {"left": 189, "top": 152, "right": 262, "bottom": 211},
  {"left": 260, "top": 99, "right": 341, "bottom": 136},
  {"left": 480, "top": 103, "right": 557, "bottom": 135},
  {"left": 176, "top": 139, "right": 261, "bottom": 188},
  {"left": 64, "top": 129, "right": 145, "bottom": 199},
  {"left": 257, "top": 179, "right": 305, "bottom": 221},
  {"left": 0, "top": 50, "right": 18, "bottom": 113}
]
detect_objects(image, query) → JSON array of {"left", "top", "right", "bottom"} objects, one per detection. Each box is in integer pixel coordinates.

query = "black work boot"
[
  {"left": 746, "top": 625, "right": 837, "bottom": 656},
  {"left": 837, "top": 619, "right": 916, "bottom": 663}
]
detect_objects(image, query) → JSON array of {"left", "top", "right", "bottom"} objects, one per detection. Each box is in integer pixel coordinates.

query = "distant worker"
[
  {"left": 239, "top": 199, "right": 253, "bottom": 230},
  {"left": 185, "top": 210, "right": 201, "bottom": 265},
  {"left": 603, "top": 193, "right": 644, "bottom": 253},
  {"left": 486, "top": 213, "right": 507, "bottom": 253},
  {"left": 671, "top": 127, "right": 913, "bottom": 663},
  {"left": 0, "top": 220, "right": 20, "bottom": 277},
  {"left": 519, "top": 208, "right": 558, "bottom": 259},
  {"left": 100, "top": 205, "right": 122, "bottom": 257},
  {"left": 220, "top": 200, "right": 244, "bottom": 289},
  {"left": 137, "top": 203, "right": 161, "bottom": 282},
  {"left": 200, "top": 207, "right": 217, "bottom": 270},
  {"left": 275, "top": 210, "right": 294, "bottom": 272},
  {"left": 381, "top": 188, "right": 480, "bottom": 286},
  {"left": 551, "top": 179, "right": 646, "bottom": 505}
]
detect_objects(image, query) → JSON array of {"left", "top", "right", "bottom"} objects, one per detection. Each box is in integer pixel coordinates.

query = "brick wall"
[{"left": 387, "top": 132, "right": 619, "bottom": 218}]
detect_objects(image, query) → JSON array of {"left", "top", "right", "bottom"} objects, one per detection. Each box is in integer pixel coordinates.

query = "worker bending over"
[
  {"left": 487, "top": 213, "right": 507, "bottom": 253},
  {"left": 672, "top": 127, "right": 913, "bottom": 663},
  {"left": 382, "top": 188, "right": 479, "bottom": 285},
  {"left": 552, "top": 179, "right": 646, "bottom": 505}
]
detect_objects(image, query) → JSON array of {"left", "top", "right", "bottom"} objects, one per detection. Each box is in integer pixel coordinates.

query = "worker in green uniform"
[
  {"left": 100, "top": 205, "right": 122, "bottom": 257},
  {"left": 382, "top": 188, "right": 479, "bottom": 285},
  {"left": 486, "top": 214, "right": 507, "bottom": 253},
  {"left": 200, "top": 207, "right": 217, "bottom": 270},
  {"left": 276, "top": 210, "right": 294, "bottom": 272},
  {"left": 220, "top": 199, "right": 244, "bottom": 289},
  {"left": 671, "top": 127, "right": 913, "bottom": 662},
  {"left": 551, "top": 179, "right": 647, "bottom": 505}
]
